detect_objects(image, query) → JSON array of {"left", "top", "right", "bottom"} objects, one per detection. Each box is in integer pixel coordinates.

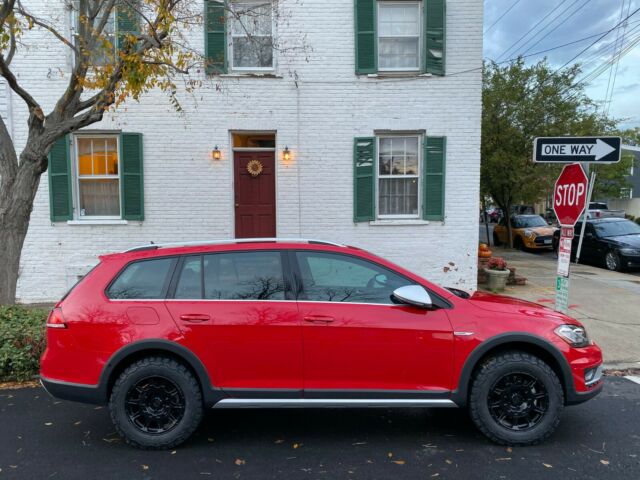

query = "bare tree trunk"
[{"left": 0, "top": 146, "right": 46, "bottom": 305}]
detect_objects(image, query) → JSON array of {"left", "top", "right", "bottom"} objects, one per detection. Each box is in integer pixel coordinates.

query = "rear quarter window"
[{"left": 107, "top": 258, "right": 175, "bottom": 299}]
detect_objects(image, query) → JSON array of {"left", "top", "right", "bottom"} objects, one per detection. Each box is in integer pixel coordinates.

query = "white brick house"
[{"left": 4, "top": 0, "right": 482, "bottom": 303}]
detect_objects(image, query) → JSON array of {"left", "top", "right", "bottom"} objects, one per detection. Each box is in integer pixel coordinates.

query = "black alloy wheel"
[
  {"left": 125, "top": 376, "right": 186, "bottom": 434},
  {"left": 487, "top": 372, "right": 549, "bottom": 432}
]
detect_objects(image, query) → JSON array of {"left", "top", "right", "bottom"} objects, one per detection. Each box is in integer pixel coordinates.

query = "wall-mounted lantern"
[
  {"left": 283, "top": 146, "right": 291, "bottom": 162},
  {"left": 211, "top": 146, "right": 222, "bottom": 161}
]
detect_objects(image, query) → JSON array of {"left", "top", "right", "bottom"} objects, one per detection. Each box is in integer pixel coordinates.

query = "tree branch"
[
  {"left": 0, "top": 53, "right": 40, "bottom": 111},
  {"left": 14, "top": 6, "right": 79, "bottom": 55}
]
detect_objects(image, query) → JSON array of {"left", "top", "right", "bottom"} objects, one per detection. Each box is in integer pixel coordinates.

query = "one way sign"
[{"left": 533, "top": 136, "right": 621, "bottom": 164}]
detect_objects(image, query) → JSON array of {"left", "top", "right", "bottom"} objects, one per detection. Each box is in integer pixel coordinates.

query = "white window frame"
[
  {"left": 377, "top": 0, "right": 423, "bottom": 73},
  {"left": 73, "top": 134, "right": 122, "bottom": 220},
  {"left": 376, "top": 135, "right": 422, "bottom": 220},
  {"left": 228, "top": 0, "right": 276, "bottom": 72}
]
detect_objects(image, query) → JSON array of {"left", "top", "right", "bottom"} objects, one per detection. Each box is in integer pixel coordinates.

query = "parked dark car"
[{"left": 554, "top": 218, "right": 640, "bottom": 271}]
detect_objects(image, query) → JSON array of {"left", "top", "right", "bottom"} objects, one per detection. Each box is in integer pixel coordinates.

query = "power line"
[
  {"left": 484, "top": 0, "right": 524, "bottom": 34},
  {"left": 603, "top": 0, "right": 627, "bottom": 112},
  {"left": 557, "top": 5, "right": 640, "bottom": 70},
  {"left": 605, "top": 0, "right": 633, "bottom": 115},
  {"left": 448, "top": 20, "right": 640, "bottom": 77},
  {"left": 520, "top": 0, "right": 594, "bottom": 56},
  {"left": 496, "top": 0, "right": 570, "bottom": 61}
]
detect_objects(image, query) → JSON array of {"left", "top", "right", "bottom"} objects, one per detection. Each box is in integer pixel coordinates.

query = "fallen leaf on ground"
[
  {"left": 600, "top": 460, "right": 610, "bottom": 465},
  {"left": 445, "top": 459, "right": 453, "bottom": 465},
  {"left": 392, "top": 460, "right": 405, "bottom": 465},
  {"left": 293, "top": 443, "right": 302, "bottom": 449},
  {"left": 171, "top": 450, "right": 177, "bottom": 455},
  {"left": 235, "top": 459, "right": 246, "bottom": 466},
  {"left": 44, "top": 422, "right": 53, "bottom": 426},
  {"left": 73, "top": 421, "right": 81, "bottom": 426},
  {"left": 543, "top": 463, "right": 553, "bottom": 468},
  {"left": 388, "top": 452, "right": 393, "bottom": 458},
  {"left": 275, "top": 439, "right": 284, "bottom": 444},
  {"left": 507, "top": 447, "right": 513, "bottom": 453},
  {"left": 141, "top": 465, "right": 149, "bottom": 470},
  {"left": 495, "top": 457, "right": 511, "bottom": 461}
]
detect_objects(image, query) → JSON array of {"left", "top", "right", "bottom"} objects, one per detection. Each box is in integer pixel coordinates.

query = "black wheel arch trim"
[
  {"left": 451, "top": 332, "right": 579, "bottom": 407},
  {"left": 96, "top": 339, "right": 227, "bottom": 407}
]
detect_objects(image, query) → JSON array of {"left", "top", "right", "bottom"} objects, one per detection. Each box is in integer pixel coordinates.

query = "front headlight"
[
  {"left": 555, "top": 324, "right": 590, "bottom": 348},
  {"left": 619, "top": 248, "right": 640, "bottom": 256},
  {"left": 524, "top": 229, "right": 536, "bottom": 239}
]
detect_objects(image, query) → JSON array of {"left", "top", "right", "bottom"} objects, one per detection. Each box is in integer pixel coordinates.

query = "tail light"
[{"left": 46, "top": 308, "right": 67, "bottom": 329}]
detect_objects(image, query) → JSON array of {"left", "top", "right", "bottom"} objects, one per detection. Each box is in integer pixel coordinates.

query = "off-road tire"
[
  {"left": 469, "top": 351, "right": 564, "bottom": 446},
  {"left": 109, "top": 356, "right": 203, "bottom": 449}
]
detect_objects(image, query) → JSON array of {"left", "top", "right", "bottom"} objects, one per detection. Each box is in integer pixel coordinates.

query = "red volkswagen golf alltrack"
[{"left": 40, "top": 239, "right": 603, "bottom": 449}]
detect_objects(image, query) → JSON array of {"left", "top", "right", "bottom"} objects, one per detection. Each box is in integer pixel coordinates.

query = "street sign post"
[
  {"left": 552, "top": 163, "right": 589, "bottom": 313},
  {"left": 533, "top": 137, "right": 621, "bottom": 164}
]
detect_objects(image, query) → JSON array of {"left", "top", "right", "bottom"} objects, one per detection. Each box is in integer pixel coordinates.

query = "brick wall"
[{"left": 9, "top": 0, "right": 483, "bottom": 303}]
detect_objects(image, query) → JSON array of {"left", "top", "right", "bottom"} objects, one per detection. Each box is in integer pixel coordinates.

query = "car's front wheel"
[
  {"left": 109, "top": 357, "right": 203, "bottom": 449},
  {"left": 469, "top": 351, "right": 564, "bottom": 446},
  {"left": 605, "top": 251, "right": 622, "bottom": 271}
]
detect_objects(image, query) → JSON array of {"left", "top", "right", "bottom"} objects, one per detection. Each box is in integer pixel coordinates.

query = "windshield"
[
  {"left": 512, "top": 216, "right": 547, "bottom": 228},
  {"left": 593, "top": 220, "right": 640, "bottom": 237}
]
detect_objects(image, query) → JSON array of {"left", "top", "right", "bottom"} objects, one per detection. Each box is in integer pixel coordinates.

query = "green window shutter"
[
  {"left": 354, "top": 137, "right": 376, "bottom": 222},
  {"left": 48, "top": 135, "right": 73, "bottom": 222},
  {"left": 120, "top": 133, "right": 144, "bottom": 221},
  {"left": 355, "top": 0, "right": 377, "bottom": 74},
  {"left": 205, "top": 0, "right": 227, "bottom": 74},
  {"left": 425, "top": 0, "right": 446, "bottom": 75},
  {"left": 116, "top": 3, "right": 139, "bottom": 52},
  {"left": 423, "top": 136, "right": 446, "bottom": 221}
]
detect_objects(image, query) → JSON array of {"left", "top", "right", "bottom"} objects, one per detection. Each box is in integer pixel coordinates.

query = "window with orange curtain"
[{"left": 76, "top": 136, "right": 120, "bottom": 217}]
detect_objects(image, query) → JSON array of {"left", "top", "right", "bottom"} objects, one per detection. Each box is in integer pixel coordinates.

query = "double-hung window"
[
  {"left": 229, "top": 1, "right": 274, "bottom": 70},
  {"left": 378, "top": 136, "right": 421, "bottom": 217},
  {"left": 377, "top": 2, "right": 422, "bottom": 72},
  {"left": 75, "top": 136, "right": 121, "bottom": 218}
]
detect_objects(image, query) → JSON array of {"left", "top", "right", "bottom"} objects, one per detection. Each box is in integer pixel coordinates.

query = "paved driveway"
[{"left": 1, "top": 379, "right": 639, "bottom": 480}]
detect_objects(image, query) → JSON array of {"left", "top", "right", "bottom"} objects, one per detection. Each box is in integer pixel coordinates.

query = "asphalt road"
[{"left": 1, "top": 378, "right": 639, "bottom": 480}]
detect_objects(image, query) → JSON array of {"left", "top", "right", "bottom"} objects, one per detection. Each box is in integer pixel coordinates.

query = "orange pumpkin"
[{"left": 478, "top": 244, "right": 493, "bottom": 258}]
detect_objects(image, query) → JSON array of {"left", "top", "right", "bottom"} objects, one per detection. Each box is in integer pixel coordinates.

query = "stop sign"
[{"left": 553, "top": 163, "right": 589, "bottom": 226}]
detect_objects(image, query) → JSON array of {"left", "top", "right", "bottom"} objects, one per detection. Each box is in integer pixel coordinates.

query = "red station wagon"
[{"left": 40, "top": 239, "right": 603, "bottom": 449}]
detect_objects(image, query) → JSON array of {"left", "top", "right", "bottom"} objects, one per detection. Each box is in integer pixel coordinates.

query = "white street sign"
[{"left": 557, "top": 236, "right": 572, "bottom": 277}]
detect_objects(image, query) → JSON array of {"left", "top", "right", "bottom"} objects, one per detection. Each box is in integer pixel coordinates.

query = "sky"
[{"left": 483, "top": 0, "right": 640, "bottom": 129}]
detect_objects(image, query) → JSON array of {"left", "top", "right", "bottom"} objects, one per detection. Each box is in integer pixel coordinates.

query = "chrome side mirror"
[{"left": 392, "top": 285, "right": 433, "bottom": 309}]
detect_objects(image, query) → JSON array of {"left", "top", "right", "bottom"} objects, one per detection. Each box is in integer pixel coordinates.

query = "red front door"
[{"left": 234, "top": 151, "right": 276, "bottom": 238}]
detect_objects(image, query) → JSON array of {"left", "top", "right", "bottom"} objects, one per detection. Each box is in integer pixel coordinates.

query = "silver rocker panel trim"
[{"left": 212, "top": 399, "right": 458, "bottom": 409}]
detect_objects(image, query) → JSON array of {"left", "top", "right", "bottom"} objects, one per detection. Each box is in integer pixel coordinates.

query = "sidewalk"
[{"left": 480, "top": 248, "right": 640, "bottom": 364}]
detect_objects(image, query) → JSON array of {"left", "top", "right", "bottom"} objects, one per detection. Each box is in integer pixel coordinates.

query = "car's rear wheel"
[
  {"left": 469, "top": 351, "right": 564, "bottom": 446},
  {"left": 605, "top": 251, "right": 622, "bottom": 271},
  {"left": 109, "top": 357, "right": 203, "bottom": 449}
]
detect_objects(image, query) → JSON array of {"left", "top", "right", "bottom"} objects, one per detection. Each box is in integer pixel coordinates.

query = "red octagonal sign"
[{"left": 553, "top": 163, "right": 589, "bottom": 226}]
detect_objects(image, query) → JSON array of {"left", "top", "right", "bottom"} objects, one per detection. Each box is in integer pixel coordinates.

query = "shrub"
[
  {"left": 487, "top": 257, "right": 508, "bottom": 271},
  {"left": 0, "top": 306, "right": 48, "bottom": 382}
]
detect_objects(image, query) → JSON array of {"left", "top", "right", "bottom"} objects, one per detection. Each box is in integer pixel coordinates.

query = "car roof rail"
[{"left": 124, "top": 238, "right": 345, "bottom": 253}]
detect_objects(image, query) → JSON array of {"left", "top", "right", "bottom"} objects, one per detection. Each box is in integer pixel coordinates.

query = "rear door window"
[
  {"left": 203, "top": 251, "right": 286, "bottom": 300},
  {"left": 174, "top": 256, "right": 203, "bottom": 299},
  {"left": 107, "top": 258, "right": 175, "bottom": 299}
]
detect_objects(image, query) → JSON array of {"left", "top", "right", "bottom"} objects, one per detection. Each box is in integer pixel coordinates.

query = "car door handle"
[
  {"left": 180, "top": 314, "right": 210, "bottom": 322},
  {"left": 303, "top": 315, "right": 335, "bottom": 324}
]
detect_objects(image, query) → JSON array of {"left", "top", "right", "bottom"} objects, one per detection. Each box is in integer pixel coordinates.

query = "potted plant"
[{"left": 484, "top": 257, "right": 510, "bottom": 292}]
